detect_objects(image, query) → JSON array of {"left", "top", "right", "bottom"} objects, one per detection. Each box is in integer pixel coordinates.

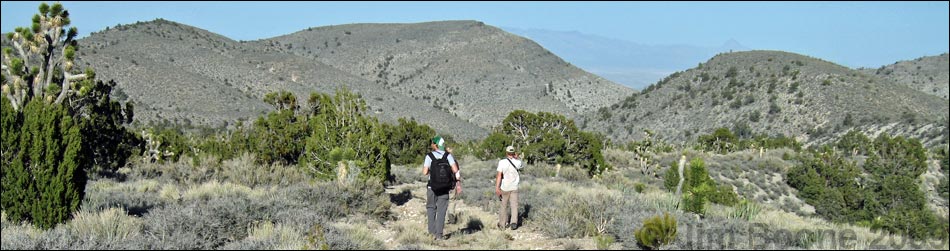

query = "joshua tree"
[{"left": 2, "top": 2, "right": 93, "bottom": 112}]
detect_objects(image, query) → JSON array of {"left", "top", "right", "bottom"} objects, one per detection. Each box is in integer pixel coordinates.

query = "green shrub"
[
  {"left": 634, "top": 183, "right": 646, "bottom": 194},
  {"left": 663, "top": 161, "right": 680, "bottom": 192},
  {"left": 697, "top": 128, "right": 738, "bottom": 154},
  {"left": 669, "top": 158, "right": 739, "bottom": 209},
  {"left": 682, "top": 185, "right": 709, "bottom": 216},
  {"left": 787, "top": 136, "right": 944, "bottom": 240},
  {"left": 709, "top": 184, "right": 740, "bottom": 207},
  {"left": 941, "top": 149, "right": 949, "bottom": 200},
  {"left": 634, "top": 213, "right": 677, "bottom": 250},
  {"left": 1, "top": 100, "right": 86, "bottom": 229},
  {"left": 698, "top": 128, "right": 801, "bottom": 153}
]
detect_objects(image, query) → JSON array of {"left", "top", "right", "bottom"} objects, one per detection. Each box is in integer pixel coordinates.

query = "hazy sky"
[{"left": 2, "top": 1, "right": 947, "bottom": 68}]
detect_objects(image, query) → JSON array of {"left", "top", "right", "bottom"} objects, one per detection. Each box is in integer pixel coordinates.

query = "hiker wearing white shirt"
[{"left": 495, "top": 145, "right": 523, "bottom": 230}]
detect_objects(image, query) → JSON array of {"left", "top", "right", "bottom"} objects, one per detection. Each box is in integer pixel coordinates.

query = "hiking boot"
[{"left": 509, "top": 223, "right": 518, "bottom": 231}]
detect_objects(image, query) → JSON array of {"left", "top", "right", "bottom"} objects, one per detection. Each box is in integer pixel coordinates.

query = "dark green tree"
[
  {"left": 250, "top": 106, "right": 308, "bottom": 165},
  {"left": 1, "top": 96, "right": 19, "bottom": 174},
  {"left": 787, "top": 136, "right": 943, "bottom": 240},
  {"left": 478, "top": 132, "right": 512, "bottom": 160},
  {"left": 263, "top": 91, "right": 299, "bottom": 112},
  {"left": 2, "top": 100, "right": 86, "bottom": 229},
  {"left": 863, "top": 134, "right": 927, "bottom": 178},
  {"left": 301, "top": 88, "right": 390, "bottom": 182},
  {"left": 495, "top": 110, "right": 609, "bottom": 175},
  {"left": 74, "top": 80, "right": 138, "bottom": 176},
  {"left": 835, "top": 130, "right": 871, "bottom": 157},
  {"left": 697, "top": 128, "right": 738, "bottom": 153},
  {"left": 385, "top": 118, "right": 435, "bottom": 165}
]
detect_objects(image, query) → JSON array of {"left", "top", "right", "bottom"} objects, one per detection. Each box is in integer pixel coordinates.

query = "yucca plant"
[
  {"left": 730, "top": 199, "right": 761, "bottom": 221},
  {"left": 634, "top": 213, "right": 678, "bottom": 250},
  {"left": 653, "top": 194, "right": 681, "bottom": 212}
]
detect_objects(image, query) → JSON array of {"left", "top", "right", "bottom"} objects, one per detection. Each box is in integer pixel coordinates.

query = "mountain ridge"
[
  {"left": 581, "top": 50, "right": 949, "bottom": 147},
  {"left": 60, "top": 19, "right": 634, "bottom": 139}
]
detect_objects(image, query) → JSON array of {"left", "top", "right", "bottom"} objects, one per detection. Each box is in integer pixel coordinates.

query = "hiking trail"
[{"left": 364, "top": 182, "right": 602, "bottom": 250}]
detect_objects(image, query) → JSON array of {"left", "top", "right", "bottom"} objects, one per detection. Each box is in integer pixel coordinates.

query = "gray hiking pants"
[{"left": 427, "top": 187, "right": 450, "bottom": 238}]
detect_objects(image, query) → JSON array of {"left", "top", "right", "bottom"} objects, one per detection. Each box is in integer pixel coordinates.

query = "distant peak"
[{"left": 720, "top": 39, "right": 746, "bottom": 50}]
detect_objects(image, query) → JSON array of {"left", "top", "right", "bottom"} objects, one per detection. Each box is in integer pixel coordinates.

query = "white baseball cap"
[{"left": 505, "top": 146, "right": 516, "bottom": 153}]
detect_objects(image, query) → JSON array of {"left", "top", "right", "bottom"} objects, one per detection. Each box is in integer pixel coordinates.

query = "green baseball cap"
[{"left": 431, "top": 136, "right": 446, "bottom": 151}]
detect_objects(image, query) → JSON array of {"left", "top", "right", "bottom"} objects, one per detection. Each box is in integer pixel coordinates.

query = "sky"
[{"left": 2, "top": 1, "right": 948, "bottom": 69}]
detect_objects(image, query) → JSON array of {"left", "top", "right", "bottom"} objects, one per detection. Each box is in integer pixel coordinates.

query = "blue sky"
[{"left": 2, "top": 1, "right": 947, "bottom": 69}]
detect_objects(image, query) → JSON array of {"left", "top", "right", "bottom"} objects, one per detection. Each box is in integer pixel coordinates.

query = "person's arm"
[
  {"left": 422, "top": 155, "right": 430, "bottom": 176},
  {"left": 453, "top": 163, "right": 462, "bottom": 195},
  {"left": 495, "top": 169, "right": 503, "bottom": 197}
]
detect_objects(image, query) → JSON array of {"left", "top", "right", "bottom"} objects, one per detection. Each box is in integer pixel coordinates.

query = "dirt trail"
[{"left": 367, "top": 182, "right": 596, "bottom": 250}]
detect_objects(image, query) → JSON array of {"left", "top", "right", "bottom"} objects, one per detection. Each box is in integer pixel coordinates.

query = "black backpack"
[{"left": 428, "top": 152, "right": 456, "bottom": 194}]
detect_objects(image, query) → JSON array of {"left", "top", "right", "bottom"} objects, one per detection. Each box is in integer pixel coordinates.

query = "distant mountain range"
[
  {"left": 41, "top": 19, "right": 632, "bottom": 140},
  {"left": 502, "top": 27, "right": 748, "bottom": 90},
  {"left": 3, "top": 19, "right": 945, "bottom": 146}
]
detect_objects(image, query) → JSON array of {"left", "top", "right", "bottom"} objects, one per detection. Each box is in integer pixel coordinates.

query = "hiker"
[
  {"left": 423, "top": 136, "right": 461, "bottom": 240},
  {"left": 495, "top": 146, "right": 523, "bottom": 230}
]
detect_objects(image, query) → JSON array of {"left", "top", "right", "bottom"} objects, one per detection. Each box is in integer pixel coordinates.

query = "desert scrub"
[
  {"left": 595, "top": 233, "right": 616, "bottom": 250},
  {"left": 534, "top": 188, "right": 624, "bottom": 238},
  {"left": 219, "top": 222, "right": 305, "bottom": 250},
  {"left": 82, "top": 179, "right": 164, "bottom": 216},
  {"left": 634, "top": 213, "right": 677, "bottom": 250}
]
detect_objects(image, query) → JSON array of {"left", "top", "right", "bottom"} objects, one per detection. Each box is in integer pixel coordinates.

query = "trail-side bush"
[
  {"left": 535, "top": 190, "right": 624, "bottom": 238},
  {"left": 634, "top": 213, "right": 677, "bottom": 250}
]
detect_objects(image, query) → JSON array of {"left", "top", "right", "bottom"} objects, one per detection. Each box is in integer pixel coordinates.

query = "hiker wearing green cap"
[{"left": 423, "top": 136, "right": 461, "bottom": 240}]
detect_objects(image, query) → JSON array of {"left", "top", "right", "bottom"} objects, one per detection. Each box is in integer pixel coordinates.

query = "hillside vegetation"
[
  {"left": 582, "top": 51, "right": 949, "bottom": 147},
  {"left": 861, "top": 53, "right": 949, "bottom": 100}
]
